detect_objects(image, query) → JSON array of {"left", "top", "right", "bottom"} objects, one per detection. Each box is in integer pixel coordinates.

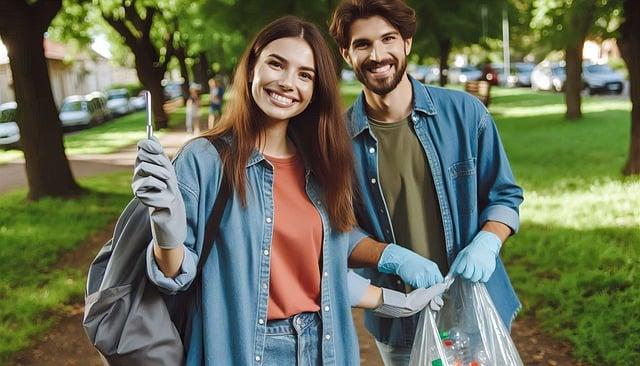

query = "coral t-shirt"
[{"left": 265, "top": 153, "right": 323, "bottom": 320}]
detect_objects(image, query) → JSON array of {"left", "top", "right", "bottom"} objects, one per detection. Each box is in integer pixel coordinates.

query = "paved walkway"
[{"left": 0, "top": 131, "right": 191, "bottom": 194}]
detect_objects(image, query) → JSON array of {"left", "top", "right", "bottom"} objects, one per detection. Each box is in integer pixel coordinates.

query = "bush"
[{"left": 107, "top": 82, "right": 143, "bottom": 96}]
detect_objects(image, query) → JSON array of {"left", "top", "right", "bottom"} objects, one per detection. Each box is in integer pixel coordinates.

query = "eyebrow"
[
  {"left": 351, "top": 31, "right": 400, "bottom": 46},
  {"left": 267, "top": 53, "right": 316, "bottom": 73}
]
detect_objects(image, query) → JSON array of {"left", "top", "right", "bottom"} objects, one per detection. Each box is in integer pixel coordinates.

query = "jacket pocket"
[{"left": 448, "top": 159, "right": 477, "bottom": 216}]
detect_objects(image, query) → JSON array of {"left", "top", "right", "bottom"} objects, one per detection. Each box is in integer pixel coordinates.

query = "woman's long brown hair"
[{"left": 202, "top": 16, "right": 356, "bottom": 232}]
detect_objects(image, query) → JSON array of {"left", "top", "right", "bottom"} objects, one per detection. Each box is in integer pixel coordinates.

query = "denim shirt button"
[
  {"left": 323, "top": 271, "right": 328, "bottom": 277},
  {"left": 255, "top": 356, "right": 261, "bottom": 362},
  {"left": 262, "top": 282, "right": 268, "bottom": 289},
  {"left": 266, "top": 217, "right": 272, "bottom": 223},
  {"left": 368, "top": 147, "right": 375, "bottom": 154},
  {"left": 325, "top": 334, "right": 331, "bottom": 340},
  {"left": 370, "top": 178, "right": 377, "bottom": 184},
  {"left": 258, "top": 318, "right": 264, "bottom": 325},
  {"left": 324, "top": 305, "right": 330, "bottom": 311},
  {"left": 396, "top": 279, "right": 402, "bottom": 285},
  {"left": 412, "top": 115, "right": 418, "bottom": 122},
  {"left": 263, "top": 249, "right": 269, "bottom": 256}
]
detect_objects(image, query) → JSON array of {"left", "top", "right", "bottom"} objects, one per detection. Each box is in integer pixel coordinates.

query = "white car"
[
  {"left": 0, "top": 102, "right": 20, "bottom": 148},
  {"left": 106, "top": 89, "right": 132, "bottom": 116},
  {"left": 59, "top": 95, "right": 94, "bottom": 128},
  {"left": 531, "top": 61, "right": 566, "bottom": 92}
]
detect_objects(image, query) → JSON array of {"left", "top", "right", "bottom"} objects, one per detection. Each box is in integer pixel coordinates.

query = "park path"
[{"left": 4, "top": 128, "right": 587, "bottom": 365}]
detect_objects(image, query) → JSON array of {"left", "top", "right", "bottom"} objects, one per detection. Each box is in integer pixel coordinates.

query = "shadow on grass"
[{"left": 503, "top": 222, "right": 640, "bottom": 365}]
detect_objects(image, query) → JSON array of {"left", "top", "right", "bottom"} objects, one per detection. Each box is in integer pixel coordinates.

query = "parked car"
[
  {"left": 531, "top": 61, "right": 566, "bottom": 92},
  {"left": 106, "top": 89, "right": 132, "bottom": 116},
  {"left": 59, "top": 95, "right": 99, "bottom": 128},
  {"left": 514, "top": 62, "right": 535, "bottom": 87},
  {"left": 582, "top": 63, "right": 624, "bottom": 95},
  {"left": 409, "top": 65, "right": 440, "bottom": 84},
  {"left": 448, "top": 66, "right": 482, "bottom": 84},
  {"left": 86, "top": 91, "right": 111, "bottom": 123},
  {"left": 129, "top": 91, "right": 147, "bottom": 111},
  {"left": 163, "top": 81, "right": 183, "bottom": 101},
  {"left": 0, "top": 102, "right": 20, "bottom": 148}
]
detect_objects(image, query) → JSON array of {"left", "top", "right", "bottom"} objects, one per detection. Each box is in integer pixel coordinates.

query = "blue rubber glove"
[
  {"left": 378, "top": 244, "right": 444, "bottom": 288},
  {"left": 449, "top": 231, "right": 502, "bottom": 283}
]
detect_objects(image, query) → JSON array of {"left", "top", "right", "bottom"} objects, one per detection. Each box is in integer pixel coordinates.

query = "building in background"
[{"left": 0, "top": 38, "right": 138, "bottom": 106}]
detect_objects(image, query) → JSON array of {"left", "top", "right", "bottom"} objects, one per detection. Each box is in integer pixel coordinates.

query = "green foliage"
[
  {"left": 0, "top": 172, "right": 132, "bottom": 363},
  {"left": 490, "top": 88, "right": 640, "bottom": 364}
]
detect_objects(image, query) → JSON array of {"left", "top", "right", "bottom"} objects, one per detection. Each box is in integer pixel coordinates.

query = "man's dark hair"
[{"left": 329, "top": 0, "right": 416, "bottom": 49}]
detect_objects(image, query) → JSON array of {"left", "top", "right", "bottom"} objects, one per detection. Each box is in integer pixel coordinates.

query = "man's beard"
[{"left": 354, "top": 55, "right": 407, "bottom": 96}]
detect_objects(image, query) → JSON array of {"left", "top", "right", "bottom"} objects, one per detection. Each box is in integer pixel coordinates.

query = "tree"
[
  {"left": 0, "top": 0, "right": 82, "bottom": 200},
  {"left": 99, "top": 1, "right": 176, "bottom": 129},
  {"left": 618, "top": 0, "right": 640, "bottom": 175},
  {"left": 531, "top": 0, "right": 615, "bottom": 120},
  {"left": 410, "top": 0, "right": 504, "bottom": 86}
]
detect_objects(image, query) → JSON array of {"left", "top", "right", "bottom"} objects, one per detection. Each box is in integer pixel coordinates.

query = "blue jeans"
[
  {"left": 375, "top": 340, "right": 411, "bottom": 366},
  {"left": 263, "top": 312, "right": 322, "bottom": 366}
]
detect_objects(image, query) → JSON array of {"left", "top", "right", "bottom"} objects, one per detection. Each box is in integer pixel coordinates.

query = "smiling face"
[
  {"left": 341, "top": 16, "right": 411, "bottom": 96},
  {"left": 250, "top": 37, "right": 316, "bottom": 125}
]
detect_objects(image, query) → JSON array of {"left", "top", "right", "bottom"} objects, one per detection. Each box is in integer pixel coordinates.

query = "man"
[{"left": 330, "top": 0, "right": 524, "bottom": 364}]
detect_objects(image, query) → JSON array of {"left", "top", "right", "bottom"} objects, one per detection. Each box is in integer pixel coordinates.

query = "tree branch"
[
  {"left": 161, "top": 30, "right": 176, "bottom": 72},
  {"left": 102, "top": 10, "right": 139, "bottom": 50},
  {"left": 32, "top": 0, "right": 62, "bottom": 34}
]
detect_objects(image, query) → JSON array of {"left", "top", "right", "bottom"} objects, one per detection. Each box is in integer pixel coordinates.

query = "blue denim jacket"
[
  {"left": 145, "top": 137, "right": 366, "bottom": 365},
  {"left": 348, "top": 76, "right": 524, "bottom": 347}
]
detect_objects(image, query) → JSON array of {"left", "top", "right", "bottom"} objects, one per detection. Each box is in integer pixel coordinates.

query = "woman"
[{"left": 132, "top": 16, "right": 440, "bottom": 365}]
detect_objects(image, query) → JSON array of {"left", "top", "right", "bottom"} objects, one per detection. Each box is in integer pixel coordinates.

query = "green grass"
[
  {"left": 489, "top": 89, "right": 640, "bottom": 365},
  {"left": 0, "top": 173, "right": 132, "bottom": 363}
]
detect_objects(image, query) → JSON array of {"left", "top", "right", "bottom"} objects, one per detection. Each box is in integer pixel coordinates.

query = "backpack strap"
[{"left": 197, "top": 138, "right": 231, "bottom": 272}]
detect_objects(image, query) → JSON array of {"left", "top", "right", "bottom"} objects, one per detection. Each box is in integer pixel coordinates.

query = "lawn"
[
  {"left": 0, "top": 172, "right": 132, "bottom": 363},
  {"left": 0, "top": 85, "right": 637, "bottom": 364}
]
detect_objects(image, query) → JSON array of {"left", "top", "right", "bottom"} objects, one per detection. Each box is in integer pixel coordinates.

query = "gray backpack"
[{"left": 83, "top": 138, "right": 230, "bottom": 365}]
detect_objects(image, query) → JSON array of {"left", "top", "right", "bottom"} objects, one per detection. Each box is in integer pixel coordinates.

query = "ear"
[
  {"left": 404, "top": 37, "right": 413, "bottom": 56},
  {"left": 340, "top": 47, "right": 352, "bottom": 67}
]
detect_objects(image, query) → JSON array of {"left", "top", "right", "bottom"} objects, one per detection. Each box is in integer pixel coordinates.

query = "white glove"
[{"left": 373, "top": 283, "right": 448, "bottom": 318}]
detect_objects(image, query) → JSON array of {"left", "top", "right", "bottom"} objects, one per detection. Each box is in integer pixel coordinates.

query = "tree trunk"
[
  {"left": 132, "top": 43, "right": 169, "bottom": 130},
  {"left": 564, "top": 42, "right": 585, "bottom": 120},
  {"left": 175, "top": 45, "right": 190, "bottom": 103},
  {"left": 194, "top": 52, "right": 210, "bottom": 94},
  {"left": 0, "top": 0, "right": 82, "bottom": 200},
  {"left": 619, "top": 0, "right": 640, "bottom": 175},
  {"left": 438, "top": 38, "right": 452, "bottom": 87}
]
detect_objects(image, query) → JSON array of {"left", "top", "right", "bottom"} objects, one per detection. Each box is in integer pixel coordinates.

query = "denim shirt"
[
  {"left": 348, "top": 76, "right": 524, "bottom": 347},
  {"left": 145, "top": 137, "right": 366, "bottom": 365}
]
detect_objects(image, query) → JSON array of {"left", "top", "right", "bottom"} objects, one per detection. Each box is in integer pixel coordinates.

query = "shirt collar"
[{"left": 348, "top": 75, "right": 438, "bottom": 138}]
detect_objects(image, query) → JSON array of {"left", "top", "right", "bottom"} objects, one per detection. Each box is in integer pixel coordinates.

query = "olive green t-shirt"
[{"left": 369, "top": 117, "right": 448, "bottom": 274}]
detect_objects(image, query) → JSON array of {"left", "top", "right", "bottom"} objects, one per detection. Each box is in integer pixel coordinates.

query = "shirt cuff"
[
  {"left": 347, "top": 270, "right": 371, "bottom": 306},
  {"left": 145, "top": 242, "right": 197, "bottom": 295},
  {"left": 480, "top": 205, "right": 520, "bottom": 234},
  {"left": 348, "top": 226, "right": 369, "bottom": 256}
]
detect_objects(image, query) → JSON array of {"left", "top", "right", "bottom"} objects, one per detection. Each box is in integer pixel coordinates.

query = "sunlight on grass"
[{"left": 522, "top": 178, "right": 640, "bottom": 229}]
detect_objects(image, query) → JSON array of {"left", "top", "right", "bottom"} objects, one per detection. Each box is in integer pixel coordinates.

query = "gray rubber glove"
[
  {"left": 132, "top": 137, "right": 186, "bottom": 249},
  {"left": 373, "top": 282, "right": 448, "bottom": 318}
]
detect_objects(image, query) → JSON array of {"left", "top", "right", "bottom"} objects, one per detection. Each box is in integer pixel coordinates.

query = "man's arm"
[
  {"left": 481, "top": 220, "right": 511, "bottom": 244},
  {"left": 348, "top": 237, "right": 388, "bottom": 268}
]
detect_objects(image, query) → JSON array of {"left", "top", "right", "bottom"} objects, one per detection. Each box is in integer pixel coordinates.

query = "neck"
[
  {"left": 259, "top": 118, "right": 296, "bottom": 158},
  {"left": 363, "top": 74, "right": 413, "bottom": 122}
]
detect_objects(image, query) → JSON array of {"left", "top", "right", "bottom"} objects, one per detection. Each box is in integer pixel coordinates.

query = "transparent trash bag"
[{"left": 409, "top": 278, "right": 524, "bottom": 366}]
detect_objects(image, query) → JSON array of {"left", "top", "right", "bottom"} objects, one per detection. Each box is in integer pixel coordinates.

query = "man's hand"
[
  {"left": 132, "top": 137, "right": 186, "bottom": 249},
  {"left": 378, "top": 244, "right": 444, "bottom": 288},
  {"left": 448, "top": 231, "right": 501, "bottom": 283},
  {"left": 373, "top": 283, "right": 447, "bottom": 318}
]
